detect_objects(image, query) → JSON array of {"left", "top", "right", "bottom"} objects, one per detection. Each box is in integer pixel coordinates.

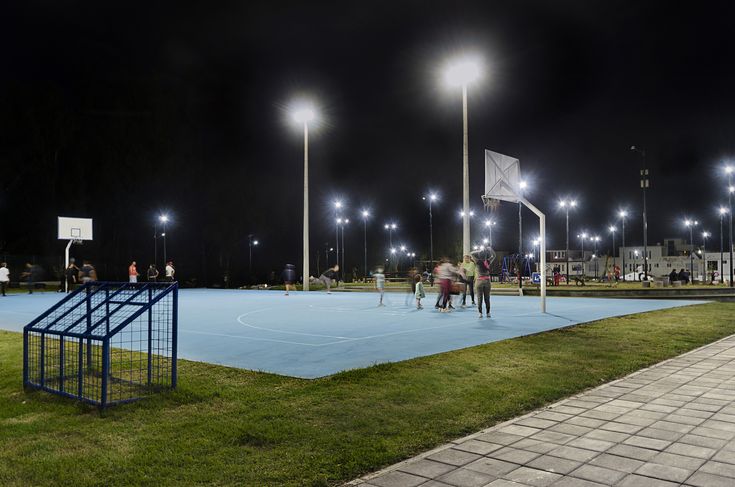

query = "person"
[
  {"left": 65, "top": 261, "right": 79, "bottom": 292},
  {"left": 147, "top": 264, "right": 159, "bottom": 282},
  {"left": 460, "top": 254, "right": 476, "bottom": 307},
  {"left": 128, "top": 261, "right": 139, "bottom": 283},
  {"left": 21, "top": 262, "right": 34, "bottom": 294},
  {"left": 677, "top": 268, "right": 689, "bottom": 285},
  {"left": 414, "top": 273, "right": 425, "bottom": 309},
  {"left": 165, "top": 261, "right": 175, "bottom": 282},
  {"left": 613, "top": 264, "right": 621, "bottom": 282},
  {"left": 0, "top": 262, "right": 8, "bottom": 296},
  {"left": 552, "top": 265, "right": 560, "bottom": 286},
  {"left": 669, "top": 268, "right": 678, "bottom": 283},
  {"left": 80, "top": 260, "right": 97, "bottom": 283},
  {"left": 281, "top": 264, "right": 297, "bottom": 295},
  {"left": 373, "top": 266, "right": 386, "bottom": 306},
  {"left": 319, "top": 265, "right": 338, "bottom": 294},
  {"left": 472, "top": 246, "right": 497, "bottom": 318},
  {"left": 436, "top": 258, "right": 458, "bottom": 312}
]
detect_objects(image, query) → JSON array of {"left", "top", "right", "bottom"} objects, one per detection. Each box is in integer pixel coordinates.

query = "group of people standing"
[{"left": 432, "top": 247, "right": 496, "bottom": 317}]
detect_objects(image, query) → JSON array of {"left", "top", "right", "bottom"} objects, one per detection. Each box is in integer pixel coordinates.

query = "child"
[
  {"left": 414, "top": 274, "right": 425, "bottom": 309},
  {"left": 374, "top": 266, "right": 386, "bottom": 306}
]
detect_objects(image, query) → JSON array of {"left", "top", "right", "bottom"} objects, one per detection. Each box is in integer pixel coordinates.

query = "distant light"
[
  {"left": 473, "top": 245, "right": 479, "bottom": 251},
  {"left": 160, "top": 232, "right": 166, "bottom": 237},
  {"left": 519, "top": 180, "right": 527, "bottom": 190},
  {"left": 619, "top": 210, "right": 627, "bottom": 218},
  {"left": 159, "top": 215, "right": 169, "bottom": 223},
  {"left": 336, "top": 218, "right": 342, "bottom": 224},
  {"left": 391, "top": 223, "right": 397, "bottom": 229},
  {"left": 592, "top": 254, "right": 596, "bottom": 258},
  {"left": 362, "top": 210, "right": 369, "bottom": 218},
  {"left": 460, "top": 210, "right": 475, "bottom": 218},
  {"left": 609, "top": 226, "right": 616, "bottom": 232},
  {"left": 400, "top": 245, "right": 406, "bottom": 251},
  {"left": 444, "top": 57, "right": 482, "bottom": 87},
  {"left": 703, "top": 231, "right": 710, "bottom": 238},
  {"left": 720, "top": 207, "right": 728, "bottom": 215},
  {"left": 579, "top": 232, "right": 588, "bottom": 239},
  {"left": 345, "top": 219, "right": 350, "bottom": 224},
  {"left": 253, "top": 240, "right": 259, "bottom": 246},
  {"left": 334, "top": 201, "right": 342, "bottom": 209},
  {"left": 384, "top": 224, "right": 389, "bottom": 229},
  {"left": 484, "top": 219, "right": 495, "bottom": 227},
  {"left": 730, "top": 186, "right": 735, "bottom": 194},
  {"left": 390, "top": 248, "right": 396, "bottom": 254},
  {"left": 430, "top": 193, "right": 438, "bottom": 201},
  {"left": 726, "top": 165, "right": 734, "bottom": 175},
  {"left": 482, "top": 238, "right": 489, "bottom": 244},
  {"left": 570, "top": 200, "right": 577, "bottom": 207}
]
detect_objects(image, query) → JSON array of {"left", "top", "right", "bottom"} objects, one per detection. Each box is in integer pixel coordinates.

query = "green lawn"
[{"left": 1, "top": 303, "right": 734, "bottom": 486}]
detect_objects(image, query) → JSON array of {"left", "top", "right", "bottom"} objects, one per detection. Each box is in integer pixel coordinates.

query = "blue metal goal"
[{"left": 23, "top": 281, "right": 178, "bottom": 407}]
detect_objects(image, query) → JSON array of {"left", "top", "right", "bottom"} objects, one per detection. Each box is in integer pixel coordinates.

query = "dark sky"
[{"left": 3, "top": 1, "right": 735, "bottom": 283}]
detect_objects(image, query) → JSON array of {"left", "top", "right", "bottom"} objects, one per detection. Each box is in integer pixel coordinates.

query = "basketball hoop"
[
  {"left": 483, "top": 197, "right": 501, "bottom": 212},
  {"left": 72, "top": 239, "right": 83, "bottom": 245}
]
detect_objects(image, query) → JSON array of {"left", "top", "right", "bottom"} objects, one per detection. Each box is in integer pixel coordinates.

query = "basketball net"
[{"left": 482, "top": 195, "right": 501, "bottom": 212}]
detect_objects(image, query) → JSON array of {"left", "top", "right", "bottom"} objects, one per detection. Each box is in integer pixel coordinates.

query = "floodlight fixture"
[{"left": 444, "top": 56, "right": 482, "bottom": 87}]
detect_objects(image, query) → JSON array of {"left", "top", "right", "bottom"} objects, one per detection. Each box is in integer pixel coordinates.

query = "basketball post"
[{"left": 58, "top": 217, "right": 93, "bottom": 292}]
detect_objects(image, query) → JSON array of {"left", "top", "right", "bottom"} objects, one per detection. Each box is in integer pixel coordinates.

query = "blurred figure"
[
  {"left": 460, "top": 255, "right": 476, "bottom": 307},
  {"left": 319, "top": 265, "right": 339, "bottom": 294},
  {"left": 80, "top": 260, "right": 97, "bottom": 284},
  {"left": 436, "top": 258, "right": 459, "bottom": 312},
  {"left": 21, "top": 262, "right": 34, "bottom": 294},
  {"left": 165, "top": 260, "right": 175, "bottom": 282},
  {"left": 414, "top": 274, "right": 425, "bottom": 309},
  {"left": 65, "top": 261, "right": 79, "bottom": 293},
  {"left": 373, "top": 265, "right": 386, "bottom": 306},
  {"left": 281, "top": 263, "right": 297, "bottom": 295},
  {"left": 0, "top": 262, "right": 8, "bottom": 296},
  {"left": 147, "top": 264, "right": 159, "bottom": 282},
  {"left": 472, "top": 246, "right": 497, "bottom": 318},
  {"left": 405, "top": 267, "right": 418, "bottom": 305},
  {"left": 128, "top": 260, "right": 139, "bottom": 283}
]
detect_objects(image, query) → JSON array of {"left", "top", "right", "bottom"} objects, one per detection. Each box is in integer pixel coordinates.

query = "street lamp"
[
  {"left": 577, "top": 231, "right": 588, "bottom": 278},
  {"left": 334, "top": 200, "right": 342, "bottom": 281},
  {"left": 720, "top": 207, "right": 727, "bottom": 284},
  {"left": 702, "top": 231, "right": 710, "bottom": 282},
  {"left": 444, "top": 55, "right": 482, "bottom": 255},
  {"left": 619, "top": 210, "right": 628, "bottom": 281},
  {"left": 484, "top": 219, "right": 496, "bottom": 246},
  {"left": 518, "top": 180, "right": 527, "bottom": 290},
  {"left": 361, "top": 210, "right": 369, "bottom": 279},
  {"left": 631, "top": 146, "right": 649, "bottom": 280},
  {"left": 592, "top": 236, "right": 600, "bottom": 279},
  {"left": 248, "top": 234, "right": 259, "bottom": 275},
  {"left": 292, "top": 103, "right": 316, "bottom": 290},
  {"left": 726, "top": 165, "right": 734, "bottom": 286},
  {"left": 559, "top": 199, "right": 577, "bottom": 284},
  {"left": 633, "top": 249, "right": 640, "bottom": 280},
  {"left": 609, "top": 226, "right": 617, "bottom": 272},
  {"left": 685, "top": 219, "right": 698, "bottom": 281},
  {"left": 422, "top": 193, "right": 438, "bottom": 271},
  {"left": 159, "top": 214, "right": 169, "bottom": 267}
]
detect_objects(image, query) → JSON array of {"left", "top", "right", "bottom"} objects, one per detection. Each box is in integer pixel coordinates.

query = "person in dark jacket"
[
  {"left": 281, "top": 264, "right": 297, "bottom": 295},
  {"left": 668, "top": 269, "right": 678, "bottom": 283},
  {"left": 471, "top": 246, "right": 497, "bottom": 318},
  {"left": 677, "top": 268, "right": 690, "bottom": 284},
  {"left": 319, "top": 265, "right": 339, "bottom": 294}
]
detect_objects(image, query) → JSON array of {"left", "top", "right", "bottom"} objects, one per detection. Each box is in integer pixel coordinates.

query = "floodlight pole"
[
  {"left": 621, "top": 215, "right": 626, "bottom": 281},
  {"left": 363, "top": 217, "right": 368, "bottom": 279},
  {"left": 565, "top": 208, "right": 570, "bottom": 285},
  {"left": 729, "top": 172, "right": 734, "bottom": 287},
  {"left": 721, "top": 212, "right": 725, "bottom": 284},
  {"left": 429, "top": 199, "right": 434, "bottom": 271},
  {"left": 702, "top": 233, "right": 708, "bottom": 281},
  {"left": 462, "top": 84, "right": 470, "bottom": 255},
  {"left": 153, "top": 223, "right": 158, "bottom": 270},
  {"left": 303, "top": 122, "right": 310, "bottom": 291},
  {"left": 518, "top": 201, "right": 523, "bottom": 293},
  {"left": 632, "top": 146, "right": 649, "bottom": 280},
  {"left": 162, "top": 221, "right": 167, "bottom": 268}
]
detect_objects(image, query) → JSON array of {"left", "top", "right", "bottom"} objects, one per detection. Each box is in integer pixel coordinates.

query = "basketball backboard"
[
  {"left": 484, "top": 150, "right": 522, "bottom": 203},
  {"left": 58, "top": 217, "right": 93, "bottom": 241}
]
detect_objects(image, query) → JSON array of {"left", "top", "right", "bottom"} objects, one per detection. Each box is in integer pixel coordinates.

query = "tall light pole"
[
  {"left": 578, "top": 232, "right": 588, "bottom": 278},
  {"left": 423, "top": 193, "right": 437, "bottom": 271},
  {"left": 445, "top": 56, "right": 481, "bottom": 255},
  {"left": 518, "top": 181, "right": 527, "bottom": 290},
  {"left": 720, "top": 207, "right": 727, "bottom": 284},
  {"left": 384, "top": 223, "right": 397, "bottom": 270},
  {"left": 292, "top": 104, "right": 316, "bottom": 290},
  {"left": 685, "top": 219, "right": 698, "bottom": 280},
  {"left": 559, "top": 200, "right": 577, "bottom": 284},
  {"left": 159, "top": 214, "right": 169, "bottom": 268},
  {"left": 619, "top": 210, "right": 628, "bottom": 281},
  {"left": 484, "top": 219, "right": 496, "bottom": 247},
  {"left": 341, "top": 218, "right": 349, "bottom": 280},
  {"left": 726, "top": 165, "right": 734, "bottom": 286},
  {"left": 634, "top": 249, "right": 639, "bottom": 280},
  {"left": 702, "top": 231, "right": 710, "bottom": 282},
  {"left": 609, "top": 226, "right": 617, "bottom": 271},
  {"left": 248, "top": 234, "right": 259, "bottom": 275},
  {"left": 361, "top": 210, "right": 369, "bottom": 278},
  {"left": 592, "top": 236, "right": 600, "bottom": 279},
  {"left": 631, "top": 146, "right": 649, "bottom": 279}
]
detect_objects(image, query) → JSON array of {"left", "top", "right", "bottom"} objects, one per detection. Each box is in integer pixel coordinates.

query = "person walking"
[
  {"left": 281, "top": 264, "right": 297, "bottom": 295},
  {"left": 128, "top": 261, "right": 139, "bottom": 283},
  {"left": 436, "top": 258, "right": 458, "bottom": 312},
  {"left": 165, "top": 261, "right": 175, "bottom": 282},
  {"left": 373, "top": 266, "right": 386, "bottom": 306},
  {"left": 80, "top": 260, "right": 97, "bottom": 284},
  {"left": 414, "top": 274, "right": 425, "bottom": 309},
  {"left": 460, "top": 254, "right": 476, "bottom": 307},
  {"left": 471, "top": 246, "right": 497, "bottom": 318},
  {"left": 319, "top": 265, "right": 339, "bottom": 294},
  {"left": 147, "top": 264, "right": 159, "bottom": 282},
  {"left": 0, "top": 263, "right": 9, "bottom": 296},
  {"left": 21, "top": 262, "right": 34, "bottom": 294},
  {"left": 65, "top": 261, "right": 79, "bottom": 292}
]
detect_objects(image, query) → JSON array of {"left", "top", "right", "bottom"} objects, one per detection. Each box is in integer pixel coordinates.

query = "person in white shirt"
[
  {"left": 0, "top": 263, "right": 9, "bottom": 296},
  {"left": 165, "top": 261, "right": 175, "bottom": 282}
]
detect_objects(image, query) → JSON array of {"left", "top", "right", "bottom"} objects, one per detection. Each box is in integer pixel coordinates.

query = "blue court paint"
[{"left": 0, "top": 289, "right": 705, "bottom": 379}]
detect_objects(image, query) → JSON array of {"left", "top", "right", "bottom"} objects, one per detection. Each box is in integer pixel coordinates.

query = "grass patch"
[{"left": 1, "top": 303, "right": 734, "bottom": 486}]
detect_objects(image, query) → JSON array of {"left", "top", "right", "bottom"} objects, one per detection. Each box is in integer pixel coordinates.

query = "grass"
[{"left": 1, "top": 302, "right": 734, "bottom": 486}]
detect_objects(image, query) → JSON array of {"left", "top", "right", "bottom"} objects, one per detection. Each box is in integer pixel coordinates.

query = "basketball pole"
[
  {"left": 518, "top": 196, "right": 546, "bottom": 313},
  {"left": 64, "top": 240, "right": 73, "bottom": 293}
]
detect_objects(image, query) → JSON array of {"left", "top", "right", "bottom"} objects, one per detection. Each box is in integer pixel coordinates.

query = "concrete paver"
[{"left": 350, "top": 335, "right": 735, "bottom": 487}]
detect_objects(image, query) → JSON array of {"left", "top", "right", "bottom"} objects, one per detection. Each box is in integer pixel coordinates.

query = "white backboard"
[
  {"left": 484, "top": 150, "right": 522, "bottom": 203},
  {"left": 58, "top": 217, "right": 93, "bottom": 241}
]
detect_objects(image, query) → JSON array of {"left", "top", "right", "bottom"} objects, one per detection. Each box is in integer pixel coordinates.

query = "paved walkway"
[{"left": 350, "top": 335, "right": 735, "bottom": 487}]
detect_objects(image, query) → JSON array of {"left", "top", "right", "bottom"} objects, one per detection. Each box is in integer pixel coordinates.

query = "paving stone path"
[{"left": 349, "top": 335, "right": 735, "bottom": 487}]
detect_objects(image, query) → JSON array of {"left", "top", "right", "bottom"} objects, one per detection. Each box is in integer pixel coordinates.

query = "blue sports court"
[{"left": 0, "top": 289, "right": 704, "bottom": 378}]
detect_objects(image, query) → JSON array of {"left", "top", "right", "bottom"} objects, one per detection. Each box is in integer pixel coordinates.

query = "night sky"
[{"left": 3, "top": 1, "right": 735, "bottom": 284}]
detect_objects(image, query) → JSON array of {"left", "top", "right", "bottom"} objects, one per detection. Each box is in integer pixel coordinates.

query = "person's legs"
[
  {"left": 461, "top": 279, "right": 467, "bottom": 306},
  {"left": 440, "top": 279, "right": 450, "bottom": 309},
  {"left": 28, "top": 279, "right": 33, "bottom": 294},
  {"left": 468, "top": 276, "right": 475, "bottom": 304},
  {"left": 484, "top": 284, "right": 491, "bottom": 315},
  {"left": 1, "top": 281, "right": 6, "bottom": 296}
]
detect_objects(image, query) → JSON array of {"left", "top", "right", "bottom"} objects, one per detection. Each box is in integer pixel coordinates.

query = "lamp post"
[
  {"left": 559, "top": 200, "right": 576, "bottom": 284},
  {"left": 444, "top": 57, "right": 481, "bottom": 255},
  {"left": 334, "top": 201, "right": 342, "bottom": 281},
  {"left": 159, "top": 215, "right": 169, "bottom": 268},
  {"left": 341, "top": 218, "right": 349, "bottom": 280},
  {"left": 361, "top": 210, "right": 369, "bottom": 279},
  {"left": 720, "top": 207, "right": 727, "bottom": 284},
  {"left": 685, "top": 219, "right": 698, "bottom": 280},
  {"left": 385, "top": 223, "right": 397, "bottom": 271},
  {"left": 619, "top": 210, "right": 627, "bottom": 281},
  {"left": 292, "top": 104, "right": 316, "bottom": 290},
  {"left": 702, "top": 231, "right": 710, "bottom": 282},
  {"left": 634, "top": 249, "right": 639, "bottom": 280},
  {"left": 592, "top": 236, "right": 600, "bottom": 279},
  {"left": 577, "top": 232, "right": 588, "bottom": 278},
  {"left": 248, "top": 235, "right": 258, "bottom": 275},
  {"left": 422, "top": 193, "right": 437, "bottom": 271},
  {"left": 484, "top": 219, "right": 496, "bottom": 247},
  {"left": 609, "top": 226, "right": 617, "bottom": 271},
  {"left": 631, "top": 146, "right": 649, "bottom": 280},
  {"left": 727, "top": 165, "right": 734, "bottom": 287}
]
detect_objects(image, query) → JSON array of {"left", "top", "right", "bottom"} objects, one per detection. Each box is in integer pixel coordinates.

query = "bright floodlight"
[
  {"left": 390, "top": 248, "right": 396, "bottom": 254},
  {"left": 519, "top": 180, "right": 528, "bottom": 190},
  {"left": 726, "top": 165, "right": 734, "bottom": 174},
  {"left": 362, "top": 210, "right": 369, "bottom": 218},
  {"left": 391, "top": 223, "right": 397, "bottom": 229},
  {"left": 159, "top": 215, "right": 169, "bottom": 223},
  {"left": 482, "top": 238, "right": 489, "bottom": 244},
  {"left": 430, "top": 193, "right": 437, "bottom": 201},
  {"left": 336, "top": 218, "right": 342, "bottom": 224},
  {"left": 609, "top": 226, "right": 616, "bottom": 232},
  {"left": 334, "top": 201, "right": 342, "bottom": 209},
  {"left": 400, "top": 245, "right": 406, "bottom": 251},
  {"left": 253, "top": 240, "right": 259, "bottom": 246},
  {"left": 292, "top": 106, "right": 315, "bottom": 124},
  {"left": 484, "top": 219, "right": 495, "bottom": 227},
  {"left": 619, "top": 210, "right": 627, "bottom": 218},
  {"left": 345, "top": 219, "right": 350, "bottom": 224},
  {"left": 721, "top": 207, "right": 728, "bottom": 215},
  {"left": 703, "top": 231, "right": 710, "bottom": 238},
  {"left": 444, "top": 57, "right": 482, "bottom": 87},
  {"left": 729, "top": 186, "right": 735, "bottom": 194}
]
